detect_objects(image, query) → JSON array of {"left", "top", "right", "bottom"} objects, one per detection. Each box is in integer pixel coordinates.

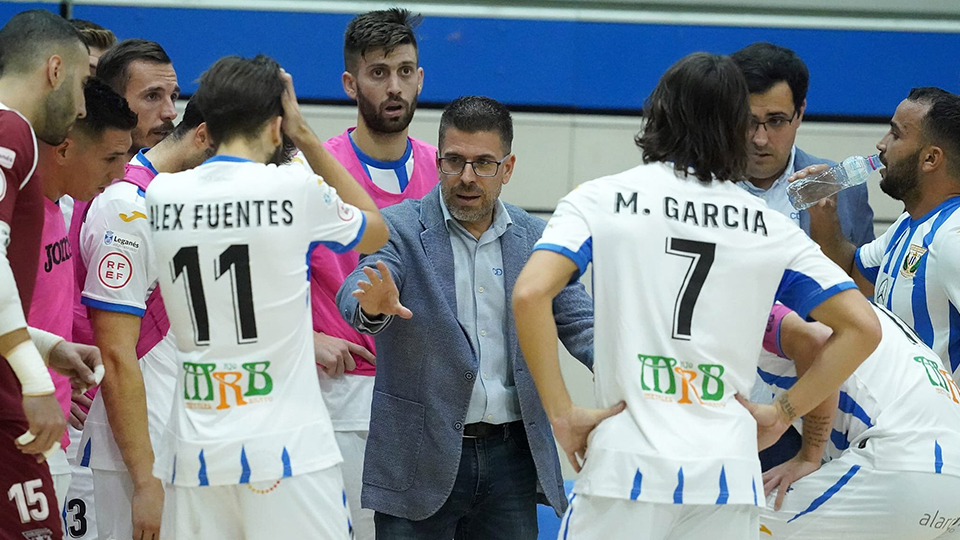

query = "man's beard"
[
  {"left": 36, "top": 81, "right": 78, "bottom": 145},
  {"left": 357, "top": 89, "right": 416, "bottom": 135},
  {"left": 441, "top": 181, "right": 500, "bottom": 224},
  {"left": 879, "top": 149, "right": 921, "bottom": 202}
]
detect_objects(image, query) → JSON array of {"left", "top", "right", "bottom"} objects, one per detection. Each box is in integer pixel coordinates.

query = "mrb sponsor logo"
[
  {"left": 914, "top": 356, "right": 960, "bottom": 403},
  {"left": 637, "top": 353, "right": 726, "bottom": 406},
  {"left": 183, "top": 360, "right": 274, "bottom": 410}
]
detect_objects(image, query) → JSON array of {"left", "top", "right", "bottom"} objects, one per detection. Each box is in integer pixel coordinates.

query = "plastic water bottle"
[{"left": 787, "top": 154, "right": 882, "bottom": 210}]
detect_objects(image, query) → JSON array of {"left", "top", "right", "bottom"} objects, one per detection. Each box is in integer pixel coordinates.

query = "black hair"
[
  {"left": 908, "top": 87, "right": 960, "bottom": 178},
  {"left": 636, "top": 52, "right": 750, "bottom": 184},
  {"left": 730, "top": 42, "right": 808, "bottom": 114},
  {"left": 70, "top": 19, "right": 116, "bottom": 51},
  {"left": 0, "top": 10, "right": 86, "bottom": 75},
  {"left": 95, "top": 38, "right": 171, "bottom": 94},
  {"left": 193, "top": 54, "right": 284, "bottom": 145},
  {"left": 72, "top": 77, "right": 137, "bottom": 138},
  {"left": 169, "top": 96, "right": 203, "bottom": 141},
  {"left": 439, "top": 96, "right": 513, "bottom": 154},
  {"left": 344, "top": 8, "right": 421, "bottom": 73}
]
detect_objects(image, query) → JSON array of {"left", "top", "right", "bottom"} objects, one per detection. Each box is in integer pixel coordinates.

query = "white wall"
[{"left": 297, "top": 104, "right": 894, "bottom": 479}]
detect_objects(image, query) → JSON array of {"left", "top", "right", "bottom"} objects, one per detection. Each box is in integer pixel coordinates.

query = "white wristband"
[
  {"left": 26, "top": 327, "right": 65, "bottom": 361},
  {"left": 6, "top": 341, "right": 55, "bottom": 396}
]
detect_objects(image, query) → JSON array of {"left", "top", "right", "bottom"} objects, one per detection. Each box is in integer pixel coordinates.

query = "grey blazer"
[
  {"left": 336, "top": 185, "right": 594, "bottom": 520},
  {"left": 795, "top": 146, "right": 876, "bottom": 246}
]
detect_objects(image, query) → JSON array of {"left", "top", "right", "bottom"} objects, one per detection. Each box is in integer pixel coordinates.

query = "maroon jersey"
[{"left": 0, "top": 106, "right": 61, "bottom": 540}]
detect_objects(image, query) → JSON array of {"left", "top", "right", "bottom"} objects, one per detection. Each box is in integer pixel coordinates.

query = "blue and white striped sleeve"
[{"left": 534, "top": 187, "right": 593, "bottom": 279}]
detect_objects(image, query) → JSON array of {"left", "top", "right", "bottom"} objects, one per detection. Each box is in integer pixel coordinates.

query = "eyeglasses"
[
  {"left": 749, "top": 110, "right": 798, "bottom": 135},
  {"left": 437, "top": 154, "right": 511, "bottom": 177}
]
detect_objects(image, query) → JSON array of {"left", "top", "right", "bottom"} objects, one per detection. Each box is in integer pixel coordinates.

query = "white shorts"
[
  {"left": 759, "top": 451, "right": 960, "bottom": 539},
  {"left": 92, "top": 468, "right": 135, "bottom": 540},
  {"left": 335, "top": 430, "right": 373, "bottom": 540},
  {"left": 160, "top": 465, "right": 353, "bottom": 540},
  {"left": 559, "top": 493, "right": 759, "bottom": 540},
  {"left": 64, "top": 425, "right": 97, "bottom": 540}
]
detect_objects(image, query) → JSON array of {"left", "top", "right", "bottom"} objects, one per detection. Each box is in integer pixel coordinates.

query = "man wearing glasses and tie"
[{"left": 335, "top": 96, "right": 595, "bottom": 539}]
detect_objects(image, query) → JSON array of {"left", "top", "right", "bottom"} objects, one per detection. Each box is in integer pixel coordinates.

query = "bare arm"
[
  {"left": 513, "top": 250, "right": 624, "bottom": 472},
  {"left": 278, "top": 69, "right": 388, "bottom": 253},
  {"left": 89, "top": 308, "right": 163, "bottom": 539},
  {"left": 774, "top": 290, "right": 879, "bottom": 426},
  {"left": 778, "top": 312, "right": 838, "bottom": 463}
]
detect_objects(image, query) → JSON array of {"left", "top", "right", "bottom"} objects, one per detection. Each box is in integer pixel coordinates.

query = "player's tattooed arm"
[{"left": 775, "top": 393, "right": 798, "bottom": 423}]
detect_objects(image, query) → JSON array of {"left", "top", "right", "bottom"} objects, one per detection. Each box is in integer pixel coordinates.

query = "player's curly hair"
[
  {"left": 344, "top": 8, "right": 422, "bottom": 73},
  {"left": 636, "top": 52, "right": 750, "bottom": 184}
]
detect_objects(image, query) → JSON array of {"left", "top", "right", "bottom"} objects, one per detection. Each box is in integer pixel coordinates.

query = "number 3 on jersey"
[
  {"left": 665, "top": 238, "right": 715, "bottom": 341},
  {"left": 171, "top": 244, "right": 258, "bottom": 346}
]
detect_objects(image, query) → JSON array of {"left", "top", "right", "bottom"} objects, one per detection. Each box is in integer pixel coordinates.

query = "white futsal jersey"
[
  {"left": 760, "top": 303, "right": 960, "bottom": 475},
  {"left": 854, "top": 196, "right": 960, "bottom": 382},
  {"left": 145, "top": 155, "right": 366, "bottom": 487},
  {"left": 536, "top": 162, "right": 856, "bottom": 506}
]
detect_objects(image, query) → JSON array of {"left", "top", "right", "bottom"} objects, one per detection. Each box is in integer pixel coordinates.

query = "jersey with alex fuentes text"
[{"left": 147, "top": 156, "right": 366, "bottom": 487}]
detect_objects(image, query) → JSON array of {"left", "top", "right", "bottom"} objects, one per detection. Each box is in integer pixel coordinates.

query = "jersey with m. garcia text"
[
  {"left": 535, "top": 162, "right": 856, "bottom": 506},
  {"left": 146, "top": 155, "right": 366, "bottom": 487}
]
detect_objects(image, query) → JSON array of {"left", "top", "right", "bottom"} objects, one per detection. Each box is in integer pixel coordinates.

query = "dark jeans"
[{"left": 375, "top": 421, "right": 539, "bottom": 540}]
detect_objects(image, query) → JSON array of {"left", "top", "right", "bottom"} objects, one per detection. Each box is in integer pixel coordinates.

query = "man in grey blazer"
[
  {"left": 336, "top": 96, "right": 596, "bottom": 539},
  {"left": 731, "top": 42, "right": 875, "bottom": 247}
]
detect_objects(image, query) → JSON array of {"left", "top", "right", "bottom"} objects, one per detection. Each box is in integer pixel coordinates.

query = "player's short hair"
[
  {"left": 344, "top": 8, "right": 422, "bottom": 73},
  {"left": 168, "top": 97, "right": 204, "bottom": 141},
  {"left": 96, "top": 39, "right": 171, "bottom": 94},
  {"left": 193, "top": 54, "right": 284, "bottom": 145},
  {"left": 72, "top": 77, "right": 138, "bottom": 140},
  {"left": 730, "top": 42, "right": 808, "bottom": 114},
  {"left": 636, "top": 52, "right": 750, "bottom": 184},
  {"left": 908, "top": 87, "right": 960, "bottom": 178},
  {"left": 70, "top": 19, "right": 116, "bottom": 51},
  {"left": 0, "top": 10, "right": 86, "bottom": 75},
  {"left": 439, "top": 96, "right": 513, "bottom": 155}
]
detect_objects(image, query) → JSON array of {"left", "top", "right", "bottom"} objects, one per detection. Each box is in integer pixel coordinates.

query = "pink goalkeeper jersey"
[
  {"left": 310, "top": 129, "right": 437, "bottom": 375},
  {"left": 28, "top": 196, "right": 74, "bottom": 448}
]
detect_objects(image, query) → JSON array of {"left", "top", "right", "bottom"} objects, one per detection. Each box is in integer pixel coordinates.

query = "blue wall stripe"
[
  {"left": 630, "top": 469, "right": 643, "bottom": 501},
  {"left": 788, "top": 465, "right": 860, "bottom": 523},
  {"left": 673, "top": 467, "right": 684, "bottom": 504},
  {"left": 54, "top": 4, "right": 960, "bottom": 118}
]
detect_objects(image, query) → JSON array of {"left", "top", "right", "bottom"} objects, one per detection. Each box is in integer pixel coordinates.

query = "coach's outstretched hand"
[
  {"left": 48, "top": 340, "right": 102, "bottom": 394},
  {"left": 551, "top": 402, "right": 626, "bottom": 473},
  {"left": 352, "top": 261, "right": 413, "bottom": 320}
]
